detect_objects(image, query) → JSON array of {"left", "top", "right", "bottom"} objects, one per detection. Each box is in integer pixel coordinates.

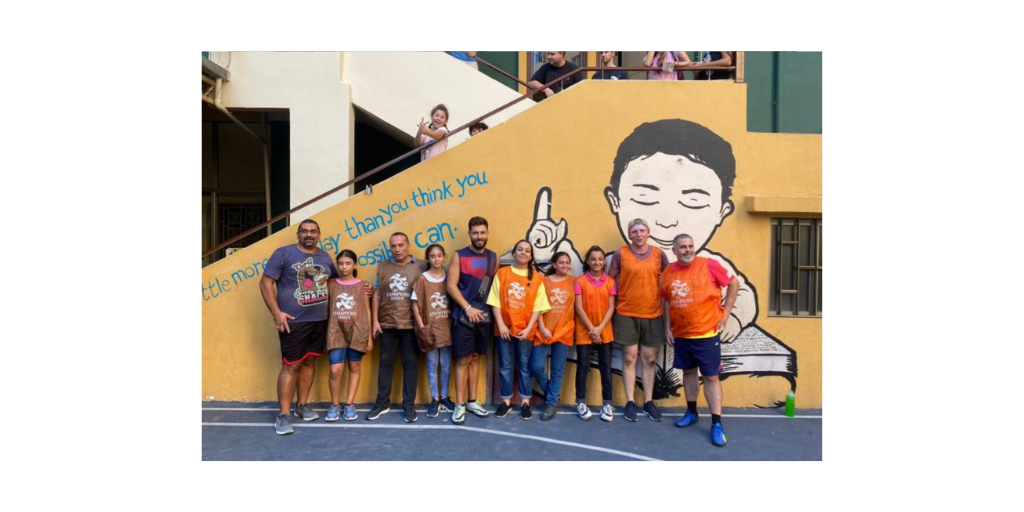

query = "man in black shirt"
[
  {"left": 527, "top": 52, "right": 580, "bottom": 99},
  {"left": 591, "top": 51, "right": 629, "bottom": 81},
  {"left": 693, "top": 52, "right": 734, "bottom": 80}
]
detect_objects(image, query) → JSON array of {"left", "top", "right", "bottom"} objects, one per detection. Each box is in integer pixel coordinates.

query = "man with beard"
[
  {"left": 446, "top": 216, "right": 497, "bottom": 423},
  {"left": 260, "top": 219, "right": 338, "bottom": 435},
  {"left": 662, "top": 234, "right": 738, "bottom": 447}
]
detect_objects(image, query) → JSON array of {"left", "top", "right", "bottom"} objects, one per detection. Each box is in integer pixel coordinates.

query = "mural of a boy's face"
[{"left": 606, "top": 152, "right": 733, "bottom": 255}]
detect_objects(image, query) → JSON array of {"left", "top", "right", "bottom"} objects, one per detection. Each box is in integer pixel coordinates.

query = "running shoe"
[
  {"left": 520, "top": 403, "right": 533, "bottom": 421},
  {"left": 623, "top": 401, "right": 638, "bottom": 422},
  {"left": 642, "top": 401, "right": 663, "bottom": 422},
  {"left": 325, "top": 405, "right": 342, "bottom": 422},
  {"left": 711, "top": 422, "right": 727, "bottom": 447},
  {"left": 452, "top": 404, "right": 466, "bottom": 424},
  {"left": 600, "top": 404, "right": 614, "bottom": 422},
  {"left": 404, "top": 405, "right": 418, "bottom": 423},
  {"left": 541, "top": 405, "right": 557, "bottom": 421},
  {"left": 343, "top": 404, "right": 358, "bottom": 421},
  {"left": 293, "top": 403, "right": 319, "bottom": 422},
  {"left": 427, "top": 399, "right": 440, "bottom": 418},
  {"left": 365, "top": 404, "right": 390, "bottom": 421},
  {"left": 466, "top": 400, "right": 490, "bottom": 417},
  {"left": 440, "top": 397, "right": 456, "bottom": 413},
  {"left": 275, "top": 414, "right": 294, "bottom": 435},
  {"left": 576, "top": 402, "right": 593, "bottom": 421},
  {"left": 675, "top": 410, "right": 699, "bottom": 428},
  {"left": 495, "top": 402, "right": 513, "bottom": 418}
]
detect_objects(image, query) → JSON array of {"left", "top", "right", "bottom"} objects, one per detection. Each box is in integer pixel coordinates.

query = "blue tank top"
[{"left": 456, "top": 247, "right": 496, "bottom": 309}]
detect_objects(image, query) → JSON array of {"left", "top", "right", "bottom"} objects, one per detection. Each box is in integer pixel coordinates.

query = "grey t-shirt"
[{"left": 264, "top": 245, "right": 339, "bottom": 323}]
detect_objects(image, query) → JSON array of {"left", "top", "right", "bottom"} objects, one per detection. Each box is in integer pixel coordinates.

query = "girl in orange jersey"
[
  {"left": 530, "top": 252, "right": 576, "bottom": 421},
  {"left": 325, "top": 250, "right": 373, "bottom": 422},
  {"left": 573, "top": 246, "right": 617, "bottom": 422},
  {"left": 487, "top": 240, "right": 549, "bottom": 420}
]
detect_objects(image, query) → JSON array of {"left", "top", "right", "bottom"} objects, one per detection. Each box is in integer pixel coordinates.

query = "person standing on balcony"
[
  {"left": 591, "top": 52, "right": 629, "bottom": 81},
  {"left": 417, "top": 104, "right": 450, "bottom": 161},
  {"left": 643, "top": 52, "right": 691, "bottom": 81},
  {"left": 527, "top": 52, "right": 580, "bottom": 100},
  {"left": 366, "top": 233, "right": 427, "bottom": 423},
  {"left": 259, "top": 219, "right": 338, "bottom": 435},
  {"left": 692, "top": 52, "right": 734, "bottom": 80},
  {"left": 448, "top": 51, "right": 478, "bottom": 70},
  {"left": 447, "top": 217, "right": 498, "bottom": 424}
]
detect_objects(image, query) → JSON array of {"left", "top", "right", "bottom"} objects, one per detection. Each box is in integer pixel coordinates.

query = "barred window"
[{"left": 769, "top": 218, "right": 822, "bottom": 316}]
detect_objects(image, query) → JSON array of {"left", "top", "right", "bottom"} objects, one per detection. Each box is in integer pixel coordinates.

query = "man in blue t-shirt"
[
  {"left": 590, "top": 51, "right": 630, "bottom": 81},
  {"left": 260, "top": 219, "right": 338, "bottom": 435}
]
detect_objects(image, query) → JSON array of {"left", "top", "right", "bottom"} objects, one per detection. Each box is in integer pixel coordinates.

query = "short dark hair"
[
  {"left": 611, "top": 119, "right": 736, "bottom": 204},
  {"left": 470, "top": 122, "right": 489, "bottom": 133},
  {"left": 424, "top": 243, "right": 446, "bottom": 258},
  {"left": 431, "top": 104, "right": 449, "bottom": 124},
  {"left": 297, "top": 219, "right": 320, "bottom": 232},
  {"left": 468, "top": 216, "right": 489, "bottom": 230},
  {"left": 389, "top": 232, "right": 410, "bottom": 244},
  {"left": 672, "top": 233, "right": 694, "bottom": 245}
]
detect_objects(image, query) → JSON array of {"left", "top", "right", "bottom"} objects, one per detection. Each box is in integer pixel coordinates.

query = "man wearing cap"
[{"left": 607, "top": 218, "right": 670, "bottom": 422}]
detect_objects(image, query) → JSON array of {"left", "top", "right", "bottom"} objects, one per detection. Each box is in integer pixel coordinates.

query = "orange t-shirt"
[
  {"left": 574, "top": 273, "right": 616, "bottom": 345},
  {"left": 493, "top": 266, "right": 544, "bottom": 336},
  {"left": 535, "top": 276, "right": 575, "bottom": 346},
  {"left": 615, "top": 245, "right": 665, "bottom": 319},
  {"left": 661, "top": 258, "right": 732, "bottom": 339}
]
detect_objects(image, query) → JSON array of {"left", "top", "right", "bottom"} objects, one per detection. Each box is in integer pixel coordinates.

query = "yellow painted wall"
[{"left": 202, "top": 80, "right": 822, "bottom": 408}]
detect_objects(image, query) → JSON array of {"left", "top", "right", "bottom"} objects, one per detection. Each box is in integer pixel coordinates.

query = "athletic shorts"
[
  {"left": 329, "top": 347, "right": 365, "bottom": 365},
  {"left": 672, "top": 334, "right": 723, "bottom": 377},
  {"left": 613, "top": 315, "right": 666, "bottom": 347},
  {"left": 453, "top": 320, "right": 491, "bottom": 359},
  {"left": 279, "top": 320, "right": 327, "bottom": 365}
]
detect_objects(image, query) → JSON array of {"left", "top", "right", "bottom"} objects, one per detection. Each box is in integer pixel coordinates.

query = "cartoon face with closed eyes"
[{"left": 604, "top": 119, "right": 736, "bottom": 257}]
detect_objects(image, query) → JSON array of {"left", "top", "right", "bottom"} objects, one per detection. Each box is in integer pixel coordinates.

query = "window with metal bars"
[{"left": 769, "top": 218, "right": 822, "bottom": 316}]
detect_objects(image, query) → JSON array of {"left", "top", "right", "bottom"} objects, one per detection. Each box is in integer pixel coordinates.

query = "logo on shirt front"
[
  {"left": 336, "top": 293, "right": 355, "bottom": 310},
  {"left": 389, "top": 273, "right": 409, "bottom": 292},
  {"left": 551, "top": 287, "right": 569, "bottom": 305},
  {"left": 509, "top": 282, "right": 527, "bottom": 300},
  {"left": 430, "top": 292, "right": 448, "bottom": 310},
  {"left": 291, "top": 257, "right": 329, "bottom": 307},
  {"left": 671, "top": 280, "right": 690, "bottom": 298}
]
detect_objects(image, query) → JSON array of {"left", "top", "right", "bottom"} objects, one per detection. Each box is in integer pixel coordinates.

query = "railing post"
[{"left": 735, "top": 52, "right": 746, "bottom": 83}]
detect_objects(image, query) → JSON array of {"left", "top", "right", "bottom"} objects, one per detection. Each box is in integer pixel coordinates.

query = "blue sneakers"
[
  {"left": 325, "top": 405, "right": 342, "bottom": 422},
  {"left": 623, "top": 401, "right": 639, "bottom": 422},
  {"left": 427, "top": 399, "right": 440, "bottom": 418},
  {"left": 343, "top": 404, "right": 358, "bottom": 421},
  {"left": 675, "top": 410, "right": 698, "bottom": 428},
  {"left": 711, "top": 422, "right": 727, "bottom": 447}
]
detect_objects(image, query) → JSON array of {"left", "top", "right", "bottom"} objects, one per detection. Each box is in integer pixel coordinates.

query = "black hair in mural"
[{"left": 612, "top": 119, "right": 736, "bottom": 204}]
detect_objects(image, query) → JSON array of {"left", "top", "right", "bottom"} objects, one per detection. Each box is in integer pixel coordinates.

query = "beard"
[{"left": 472, "top": 238, "right": 487, "bottom": 250}]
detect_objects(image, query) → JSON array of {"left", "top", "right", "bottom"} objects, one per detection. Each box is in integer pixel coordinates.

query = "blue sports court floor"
[{"left": 202, "top": 402, "right": 822, "bottom": 461}]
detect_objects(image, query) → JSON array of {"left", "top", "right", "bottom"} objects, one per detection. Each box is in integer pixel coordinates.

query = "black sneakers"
[
  {"left": 520, "top": 403, "right": 533, "bottom": 420},
  {"left": 365, "top": 404, "right": 390, "bottom": 421},
  {"left": 642, "top": 401, "right": 663, "bottom": 422},
  {"left": 623, "top": 401, "right": 639, "bottom": 422},
  {"left": 495, "top": 402, "right": 513, "bottom": 418}
]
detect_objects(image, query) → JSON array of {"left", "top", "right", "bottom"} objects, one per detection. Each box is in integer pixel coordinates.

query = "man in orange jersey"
[
  {"left": 662, "top": 233, "right": 738, "bottom": 447},
  {"left": 607, "top": 218, "right": 671, "bottom": 422}
]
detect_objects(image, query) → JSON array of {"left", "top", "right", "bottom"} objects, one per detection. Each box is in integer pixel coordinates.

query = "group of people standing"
[{"left": 260, "top": 213, "right": 738, "bottom": 448}]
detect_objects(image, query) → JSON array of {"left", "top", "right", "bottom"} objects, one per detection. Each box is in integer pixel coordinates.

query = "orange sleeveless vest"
[
  {"left": 662, "top": 258, "right": 725, "bottom": 338},
  {"left": 574, "top": 273, "right": 615, "bottom": 345},
  {"left": 535, "top": 276, "right": 575, "bottom": 346},
  {"left": 494, "top": 266, "right": 543, "bottom": 336},
  {"left": 616, "top": 245, "right": 664, "bottom": 319}
]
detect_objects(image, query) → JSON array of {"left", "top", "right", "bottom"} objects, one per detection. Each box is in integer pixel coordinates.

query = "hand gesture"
[
  {"left": 417, "top": 118, "right": 429, "bottom": 133},
  {"left": 719, "top": 315, "right": 742, "bottom": 343},
  {"left": 516, "top": 327, "right": 531, "bottom": 340},
  {"left": 467, "top": 306, "right": 485, "bottom": 323},
  {"left": 275, "top": 311, "right": 295, "bottom": 333},
  {"left": 526, "top": 187, "right": 568, "bottom": 262},
  {"left": 538, "top": 325, "right": 553, "bottom": 340},
  {"left": 498, "top": 323, "right": 511, "bottom": 340},
  {"left": 589, "top": 327, "right": 602, "bottom": 342}
]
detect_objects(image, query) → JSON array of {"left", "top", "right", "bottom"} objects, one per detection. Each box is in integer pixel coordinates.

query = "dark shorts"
[
  {"left": 453, "top": 320, "right": 491, "bottom": 359},
  {"left": 279, "top": 320, "right": 327, "bottom": 365},
  {"left": 329, "top": 347, "right": 365, "bottom": 365},
  {"left": 613, "top": 315, "right": 666, "bottom": 347},
  {"left": 672, "top": 334, "right": 723, "bottom": 377}
]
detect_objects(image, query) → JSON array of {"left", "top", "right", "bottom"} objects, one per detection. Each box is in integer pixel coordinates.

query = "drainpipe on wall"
[
  {"left": 772, "top": 52, "right": 785, "bottom": 133},
  {"left": 209, "top": 78, "right": 274, "bottom": 237}
]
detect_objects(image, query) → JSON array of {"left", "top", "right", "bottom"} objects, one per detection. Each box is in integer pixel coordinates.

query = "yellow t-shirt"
[{"left": 486, "top": 265, "right": 550, "bottom": 312}]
